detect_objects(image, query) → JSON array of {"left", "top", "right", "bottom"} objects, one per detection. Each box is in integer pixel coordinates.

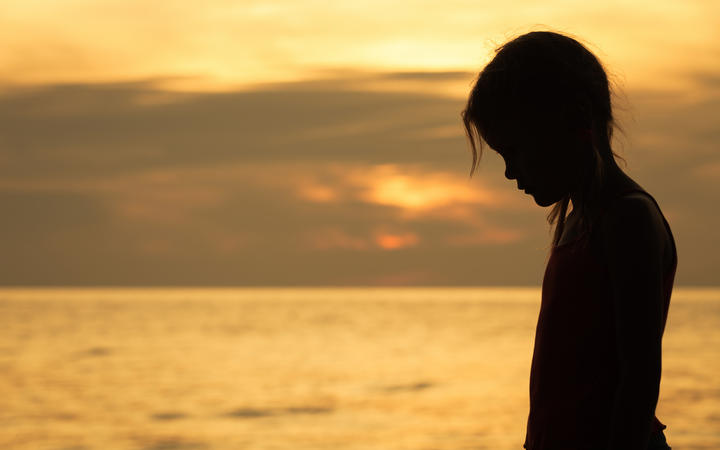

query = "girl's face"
[{"left": 487, "top": 120, "right": 583, "bottom": 207}]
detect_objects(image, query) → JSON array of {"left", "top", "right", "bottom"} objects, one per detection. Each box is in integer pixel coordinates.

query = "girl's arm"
[{"left": 599, "top": 195, "right": 667, "bottom": 450}]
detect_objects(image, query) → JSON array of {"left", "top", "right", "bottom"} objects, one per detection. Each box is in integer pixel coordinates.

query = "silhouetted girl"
[{"left": 462, "top": 30, "right": 676, "bottom": 450}]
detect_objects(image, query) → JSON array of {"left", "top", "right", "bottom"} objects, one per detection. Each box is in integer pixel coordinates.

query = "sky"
[{"left": 1, "top": 0, "right": 719, "bottom": 286}]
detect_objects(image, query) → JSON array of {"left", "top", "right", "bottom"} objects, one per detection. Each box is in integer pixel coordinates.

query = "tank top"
[{"left": 523, "top": 188, "right": 678, "bottom": 450}]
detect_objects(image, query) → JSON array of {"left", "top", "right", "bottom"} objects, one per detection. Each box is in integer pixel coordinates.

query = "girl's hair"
[{"left": 461, "top": 30, "right": 625, "bottom": 246}]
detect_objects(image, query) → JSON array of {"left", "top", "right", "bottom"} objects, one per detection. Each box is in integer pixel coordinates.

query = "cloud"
[
  {"left": 688, "top": 70, "right": 720, "bottom": 91},
  {"left": 0, "top": 75, "right": 472, "bottom": 182},
  {"left": 0, "top": 70, "right": 718, "bottom": 285}
]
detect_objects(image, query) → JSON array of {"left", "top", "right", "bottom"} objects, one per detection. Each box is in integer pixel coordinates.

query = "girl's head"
[{"left": 461, "top": 30, "right": 624, "bottom": 243}]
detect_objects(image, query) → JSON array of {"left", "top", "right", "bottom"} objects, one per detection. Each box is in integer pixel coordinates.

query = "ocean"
[{"left": 0, "top": 287, "right": 718, "bottom": 449}]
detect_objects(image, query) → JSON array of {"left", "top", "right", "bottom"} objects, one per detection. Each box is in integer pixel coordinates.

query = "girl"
[{"left": 461, "top": 31, "right": 677, "bottom": 450}]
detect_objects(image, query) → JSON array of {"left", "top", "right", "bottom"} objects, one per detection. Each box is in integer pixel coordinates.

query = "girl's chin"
[{"left": 530, "top": 191, "right": 560, "bottom": 207}]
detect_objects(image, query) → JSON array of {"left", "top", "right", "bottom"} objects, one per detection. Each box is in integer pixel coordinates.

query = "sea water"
[{"left": 0, "top": 287, "right": 718, "bottom": 449}]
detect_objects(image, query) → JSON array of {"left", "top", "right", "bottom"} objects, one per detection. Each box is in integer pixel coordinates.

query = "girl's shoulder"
[
  {"left": 594, "top": 188, "right": 675, "bottom": 272},
  {"left": 599, "top": 189, "right": 666, "bottom": 234}
]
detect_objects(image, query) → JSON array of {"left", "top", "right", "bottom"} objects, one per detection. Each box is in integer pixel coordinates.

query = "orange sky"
[
  {"left": 2, "top": 1, "right": 718, "bottom": 92},
  {"left": 1, "top": 1, "right": 719, "bottom": 286}
]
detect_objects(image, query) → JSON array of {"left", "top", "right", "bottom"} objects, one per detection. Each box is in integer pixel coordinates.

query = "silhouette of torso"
[{"left": 524, "top": 186, "right": 677, "bottom": 450}]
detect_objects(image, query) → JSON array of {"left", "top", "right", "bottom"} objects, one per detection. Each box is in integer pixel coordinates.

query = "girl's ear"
[
  {"left": 565, "top": 93, "right": 593, "bottom": 132},
  {"left": 577, "top": 127, "right": 593, "bottom": 142}
]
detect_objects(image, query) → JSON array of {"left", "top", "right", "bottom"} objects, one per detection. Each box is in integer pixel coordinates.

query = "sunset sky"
[{"left": 1, "top": 1, "right": 719, "bottom": 286}]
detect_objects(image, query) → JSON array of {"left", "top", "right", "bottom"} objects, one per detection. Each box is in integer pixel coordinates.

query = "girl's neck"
[{"left": 569, "top": 160, "right": 638, "bottom": 214}]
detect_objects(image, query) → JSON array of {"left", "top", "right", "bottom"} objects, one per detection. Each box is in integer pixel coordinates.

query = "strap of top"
[{"left": 603, "top": 187, "right": 678, "bottom": 269}]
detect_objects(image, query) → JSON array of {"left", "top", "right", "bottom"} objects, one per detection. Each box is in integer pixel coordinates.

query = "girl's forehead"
[
  {"left": 484, "top": 116, "right": 559, "bottom": 148},
  {"left": 485, "top": 125, "right": 531, "bottom": 149},
  {"left": 481, "top": 130, "right": 506, "bottom": 152}
]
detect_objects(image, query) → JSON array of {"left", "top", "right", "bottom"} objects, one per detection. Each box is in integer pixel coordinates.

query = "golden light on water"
[{"left": 0, "top": 287, "right": 718, "bottom": 448}]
